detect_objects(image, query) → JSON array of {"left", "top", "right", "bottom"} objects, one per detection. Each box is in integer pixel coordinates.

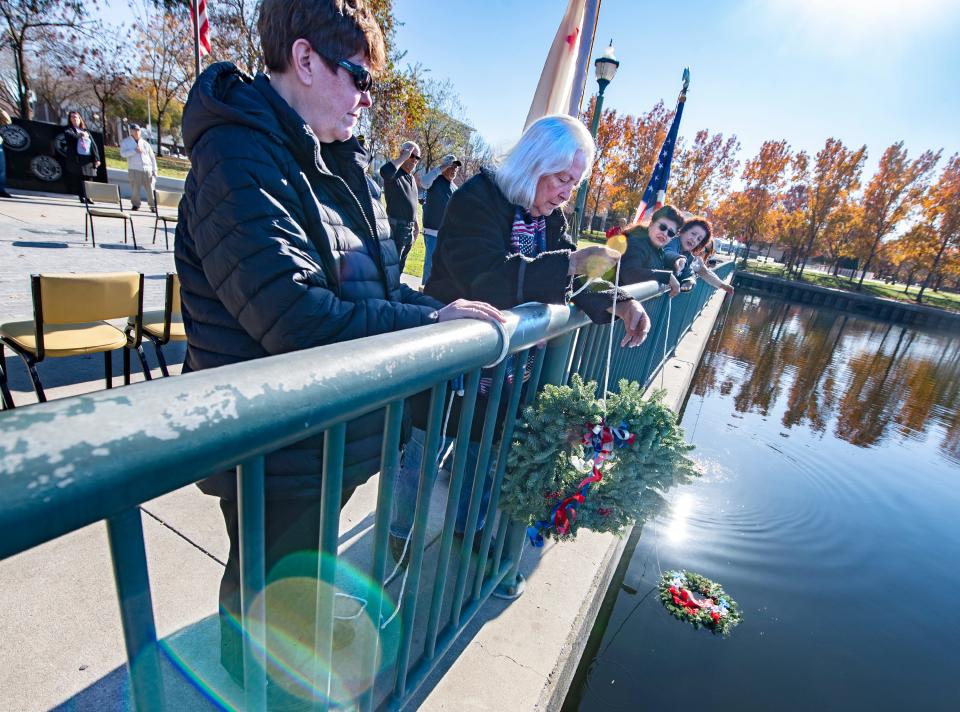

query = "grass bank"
[{"left": 743, "top": 260, "right": 960, "bottom": 313}]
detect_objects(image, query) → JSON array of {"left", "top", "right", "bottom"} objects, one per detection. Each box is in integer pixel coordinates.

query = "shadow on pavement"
[{"left": 11, "top": 241, "right": 69, "bottom": 249}]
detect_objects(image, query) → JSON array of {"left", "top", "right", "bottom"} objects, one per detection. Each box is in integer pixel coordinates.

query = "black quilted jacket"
[{"left": 175, "top": 62, "right": 441, "bottom": 499}]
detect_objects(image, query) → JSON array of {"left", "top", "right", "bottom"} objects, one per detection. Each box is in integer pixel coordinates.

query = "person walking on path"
[
  {"left": 173, "top": 0, "right": 502, "bottom": 694},
  {"left": 0, "top": 110, "right": 13, "bottom": 199},
  {"left": 380, "top": 140, "right": 421, "bottom": 272},
  {"left": 119, "top": 123, "right": 157, "bottom": 211},
  {"left": 420, "top": 153, "right": 460, "bottom": 285},
  {"left": 63, "top": 111, "right": 100, "bottom": 204}
]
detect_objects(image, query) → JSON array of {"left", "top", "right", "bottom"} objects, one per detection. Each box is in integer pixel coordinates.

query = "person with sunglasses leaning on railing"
[
  {"left": 390, "top": 114, "right": 660, "bottom": 562},
  {"left": 380, "top": 139, "right": 423, "bottom": 272},
  {"left": 173, "top": 0, "right": 503, "bottom": 695},
  {"left": 617, "top": 204, "right": 688, "bottom": 296}
]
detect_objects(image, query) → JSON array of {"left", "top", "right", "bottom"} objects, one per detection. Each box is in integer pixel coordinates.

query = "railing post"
[
  {"left": 494, "top": 331, "right": 575, "bottom": 599},
  {"left": 106, "top": 508, "right": 164, "bottom": 712},
  {"left": 238, "top": 456, "right": 267, "bottom": 712}
]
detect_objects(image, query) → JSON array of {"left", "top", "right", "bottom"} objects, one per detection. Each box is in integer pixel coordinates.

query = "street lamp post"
[{"left": 572, "top": 42, "right": 619, "bottom": 239}]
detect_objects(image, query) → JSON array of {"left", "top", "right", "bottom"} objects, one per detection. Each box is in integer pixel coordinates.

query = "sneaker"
[{"left": 131, "top": 205, "right": 140, "bottom": 211}]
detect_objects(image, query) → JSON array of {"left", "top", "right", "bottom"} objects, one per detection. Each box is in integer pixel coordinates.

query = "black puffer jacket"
[
  {"left": 175, "top": 62, "right": 442, "bottom": 499},
  {"left": 427, "top": 168, "right": 646, "bottom": 321}
]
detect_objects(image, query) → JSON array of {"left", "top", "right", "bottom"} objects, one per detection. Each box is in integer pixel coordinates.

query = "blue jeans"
[
  {"left": 390, "top": 428, "right": 492, "bottom": 539},
  {"left": 422, "top": 232, "right": 438, "bottom": 286}
]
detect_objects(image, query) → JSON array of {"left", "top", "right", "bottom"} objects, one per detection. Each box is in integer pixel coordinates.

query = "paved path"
[{"left": 0, "top": 188, "right": 421, "bottom": 407}]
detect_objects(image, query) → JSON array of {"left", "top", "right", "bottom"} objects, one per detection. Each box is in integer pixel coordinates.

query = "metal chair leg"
[
  {"left": 24, "top": 359, "right": 46, "bottom": 403},
  {"left": 152, "top": 341, "right": 170, "bottom": 378},
  {"left": 90, "top": 217, "right": 96, "bottom": 248},
  {"left": 123, "top": 347, "right": 131, "bottom": 386},
  {"left": 130, "top": 219, "right": 138, "bottom": 250},
  {"left": 123, "top": 219, "right": 128, "bottom": 245},
  {"left": 152, "top": 218, "right": 158, "bottom": 245},
  {"left": 84, "top": 213, "right": 88, "bottom": 243},
  {"left": 105, "top": 351, "right": 113, "bottom": 389},
  {"left": 136, "top": 346, "right": 152, "bottom": 381},
  {"left": 0, "top": 347, "right": 14, "bottom": 409}
]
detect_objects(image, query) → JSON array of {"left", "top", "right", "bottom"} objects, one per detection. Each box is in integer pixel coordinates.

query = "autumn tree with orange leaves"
[
  {"left": 671, "top": 129, "right": 740, "bottom": 215},
  {"left": 714, "top": 140, "right": 794, "bottom": 267},
  {"left": 790, "top": 138, "right": 868, "bottom": 278},
  {"left": 854, "top": 142, "right": 940, "bottom": 290},
  {"left": 916, "top": 154, "right": 960, "bottom": 302}
]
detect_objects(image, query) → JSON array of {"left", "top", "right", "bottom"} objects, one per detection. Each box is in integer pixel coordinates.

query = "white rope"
[
  {"left": 660, "top": 293, "right": 673, "bottom": 389},
  {"left": 600, "top": 259, "right": 622, "bottom": 416},
  {"left": 378, "top": 383, "right": 460, "bottom": 628},
  {"left": 569, "top": 276, "right": 599, "bottom": 299}
]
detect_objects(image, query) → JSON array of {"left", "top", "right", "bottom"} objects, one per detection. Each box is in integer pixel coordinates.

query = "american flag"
[
  {"left": 192, "top": 0, "right": 211, "bottom": 57},
  {"left": 632, "top": 69, "right": 690, "bottom": 223}
]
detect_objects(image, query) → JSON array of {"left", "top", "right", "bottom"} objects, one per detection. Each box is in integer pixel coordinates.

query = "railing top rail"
[{"left": 0, "top": 280, "right": 664, "bottom": 559}]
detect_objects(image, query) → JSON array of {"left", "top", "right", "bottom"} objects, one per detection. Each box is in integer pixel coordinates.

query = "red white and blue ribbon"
[{"left": 527, "top": 420, "right": 635, "bottom": 546}]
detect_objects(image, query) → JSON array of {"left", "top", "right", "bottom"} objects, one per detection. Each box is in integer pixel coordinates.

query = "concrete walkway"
[
  {"left": 0, "top": 187, "right": 421, "bottom": 406},
  {"left": 0, "top": 187, "right": 730, "bottom": 710}
]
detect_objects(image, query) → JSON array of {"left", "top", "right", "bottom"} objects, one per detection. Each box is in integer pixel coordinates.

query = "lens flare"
[{"left": 161, "top": 550, "right": 400, "bottom": 709}]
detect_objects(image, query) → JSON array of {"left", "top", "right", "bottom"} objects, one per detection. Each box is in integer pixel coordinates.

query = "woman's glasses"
[
  {"left": 336, "top": 59, "right": 373, "bottom": 93},
  {"left": 657, "top": 222, "right": 677, "bottom": 238}
]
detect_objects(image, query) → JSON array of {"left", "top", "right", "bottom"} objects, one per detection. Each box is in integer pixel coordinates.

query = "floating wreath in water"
[
  {"left": 501, "top": 375, "right": 699, "bottom": 545},
  {"left": 659, "top": 570, "right": 742, "bottom": 636}
]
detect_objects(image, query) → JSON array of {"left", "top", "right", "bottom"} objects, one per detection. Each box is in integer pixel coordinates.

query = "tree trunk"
[
  {"left": 916, "top": 233, "right": 952, "bottom": 303},
  {"left": 856, "top": 232, "right": 883, "bottom": 291},
  {"left": 15, "top": 42, "right": 31, "bottom": 120}
]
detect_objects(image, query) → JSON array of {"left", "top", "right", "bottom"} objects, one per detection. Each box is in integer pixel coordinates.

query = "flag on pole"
[
  {"left": 632, "top": 69, "right": 691, "bottom": 224},
  {"left": 192, "top": 0, "right": 211, "bottom": 57},
  {"left": 524, "top": 0, "right": 589, "bottom": 130}
]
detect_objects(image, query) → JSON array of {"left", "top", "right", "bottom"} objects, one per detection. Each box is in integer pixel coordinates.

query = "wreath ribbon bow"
[{"left": 527, "top": 420, "right": 634, "bottom": 546}]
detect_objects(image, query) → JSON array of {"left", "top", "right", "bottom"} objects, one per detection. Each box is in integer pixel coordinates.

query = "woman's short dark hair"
[
  {"left": 650, "top": 204, "right": 685, "bottom": 228},
  {"left": 681, "top": 216, "right": 712, "bottom": 250},
  {"left": 67, "top": 111, "right": 86, "bottom": 130},
  {"left": 258, "top": 0, "right": 386, "bottom": 75}
]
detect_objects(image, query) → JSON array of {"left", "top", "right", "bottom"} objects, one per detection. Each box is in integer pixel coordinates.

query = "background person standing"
[
  {"left": 380, "top": 140, "right": 420, "bottom": 271},
  {"left": 420, "top": 153, "right": 460, "bottom": 286},
  {"left": 119, "top": 123, "right": 158, "bottom": 211},
  {"left": 63, "top": 111, "right": 100, "bottom": 203}
]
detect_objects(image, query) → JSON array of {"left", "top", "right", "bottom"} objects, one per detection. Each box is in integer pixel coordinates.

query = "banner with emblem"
[{"left": 1, "top": 118, "right": 107, "bottom": 195}]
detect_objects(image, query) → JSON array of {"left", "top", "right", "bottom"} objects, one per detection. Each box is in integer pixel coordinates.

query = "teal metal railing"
[{"left": 0, "top": 262, "right": 733, "bottom": 711}]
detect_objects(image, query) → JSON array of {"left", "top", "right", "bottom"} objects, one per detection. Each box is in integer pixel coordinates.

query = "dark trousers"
[
  {"left": 217, "top": 486, "right": 356, "bottom": 687},
  {"left": 390, "top": 219, "right": 416, "bottom": 273}
]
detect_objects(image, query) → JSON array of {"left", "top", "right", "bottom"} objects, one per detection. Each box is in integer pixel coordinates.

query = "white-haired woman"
[{"left": 390, "top": 115, "right": 656, "bottom": 561}]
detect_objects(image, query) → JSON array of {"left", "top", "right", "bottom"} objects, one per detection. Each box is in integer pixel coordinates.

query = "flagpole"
[
  {"left": 568, "top": 0, "right": 601, "bottom": 117},
  {"left": 193, "top": 0, "right": 202, "bottom": 83}
]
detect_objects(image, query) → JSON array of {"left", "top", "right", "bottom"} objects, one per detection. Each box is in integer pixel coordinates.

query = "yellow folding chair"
[
  {"left": 0, "top": 272, "right": 150, "bottom": 405},
  {"left": 84, "top": 182, "right": 137, "bottom": 249},
  {"left": 152, "top": 189, "right": 183, "bottom": 250},
  {"left": 132, "top": 273, "right": 185, "bottom": 377}
]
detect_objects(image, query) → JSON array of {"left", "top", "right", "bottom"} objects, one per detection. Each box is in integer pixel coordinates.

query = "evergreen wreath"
[
  {"left": 501, "top": 375, "right": 698, "bottom": 544},
  {"left": 659, "top": 570, "right": 742, "bottom": 636}
]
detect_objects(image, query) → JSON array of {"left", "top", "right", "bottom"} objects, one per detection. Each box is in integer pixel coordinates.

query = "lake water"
[{"left": 565, "top": 292, "right": 960, "bottom": 711}]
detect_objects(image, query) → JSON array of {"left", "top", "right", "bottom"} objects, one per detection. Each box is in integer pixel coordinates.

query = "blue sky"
[
  {"left": 392, "top": 0, "right": 960, "bottom": 170},
  {"left": 98, "top": 1, "right": 959, "bottom": 172}
]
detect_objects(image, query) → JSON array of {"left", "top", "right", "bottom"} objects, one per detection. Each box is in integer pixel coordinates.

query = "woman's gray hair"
[{"left": 494, "top": 114, "right": 595, "bottom": 209}]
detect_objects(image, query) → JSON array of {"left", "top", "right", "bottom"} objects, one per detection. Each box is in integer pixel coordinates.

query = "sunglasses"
[
  {"left": 336, "top": 58, "right": 373, "bottom": 93},
  {"left": 410, "top": 154, "right": 421, "bottom": 162},
  {"left": 657, "top": 222, "right": 677, "bottom": 239}
]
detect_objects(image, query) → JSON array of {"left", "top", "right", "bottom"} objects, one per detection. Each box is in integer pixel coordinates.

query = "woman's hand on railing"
[
  {"left": 668, "top": 273, "right": 680, "bottom": 297},
  {"left": 674, "top": 256, "right": 686, "bottom": 274},
  {"left": 568, "top": 245, "right": 621, "bottom": 278},
  {"left": 436, "top": 298, "right": 506, "bottom": 324},
  {"left": 608, "top": 300, "right": 651, "bottom": 348}
]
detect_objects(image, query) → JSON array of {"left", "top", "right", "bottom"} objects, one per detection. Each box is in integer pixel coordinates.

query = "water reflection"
[{"left": 694, "top": 293, "right": 960, "bottom": 464}]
